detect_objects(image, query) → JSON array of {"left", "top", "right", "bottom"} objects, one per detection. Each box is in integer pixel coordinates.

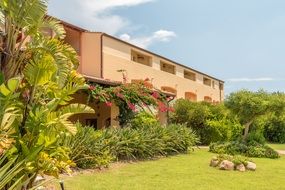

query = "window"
[
  {"left": 219, "top": 83, "right": 224, "bottom": 90},
  {"left": 86, "top": 119, "right": 97, "bottom": 129},
  {"left": 203, "top": 77, "right": 211, "bottom": 86},
  {"left": 184, "top": 70, "right": 196, "bottom": 81},
  {"left": 160, "top": 61, "right": 176, "bottom": 74},
  {"left": 185, "top": 92, "right": 197, "bottom": 101},
  {"left": 212, "top": 81, "right": 215, "bottom": 89},
  {"left": 204, "top": 96, "right": 212, "bottom": 103},
  {"left": 131, "top": 50, "right": 152, "bottom": 66},
  {"left": 161, "top": 86, "right": 177, "bottom": 94}
]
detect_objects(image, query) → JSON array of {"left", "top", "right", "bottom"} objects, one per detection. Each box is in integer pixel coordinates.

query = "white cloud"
[
  {"left": 119, "top": 30, "right": 176, "bottom": 48},
  {"left": 48, "top": 0, "right": 155, "bottom": 35},
  {"left": 227, "top": 77, "right": 275, "bottom": 82},
  {"left": 48, "top": 0, "right": 176, "bottom": 48}
]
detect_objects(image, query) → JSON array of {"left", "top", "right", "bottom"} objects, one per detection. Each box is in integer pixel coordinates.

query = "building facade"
[{"left": 56, "top": 19, "right": 225, "bottom": 129}]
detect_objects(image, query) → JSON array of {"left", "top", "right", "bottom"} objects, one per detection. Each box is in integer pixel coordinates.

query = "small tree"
[{"left": 225, "top": 90, "right": 270, "bottom": 139}]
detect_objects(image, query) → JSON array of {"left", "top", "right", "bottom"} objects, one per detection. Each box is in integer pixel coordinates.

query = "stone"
[
  {"left": 210, "top": 159, "right": 219, "bottom": 167},
  {"left": 246, "top": 161, "right": 256, "bottom": 171},
  {"left": 219, "top": 160, "right": 234, "bottom": 170},
  {"left": 236, "top": 164, "right": 246, "bottom": 172}
]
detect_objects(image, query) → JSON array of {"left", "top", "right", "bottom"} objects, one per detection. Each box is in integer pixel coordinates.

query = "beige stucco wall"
[
  {"left": 80, "top": 32, "right": 102, "bottom": 78},
  {"left": 101, "top": 36, "right": 224, "bottom": 102}
]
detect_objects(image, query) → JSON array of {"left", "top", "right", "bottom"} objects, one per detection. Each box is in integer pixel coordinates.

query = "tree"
[
  {"left": 224, "top": 90, "right": 270, "bottom": 139},
  {"left": 0, "top": 0, "right": 94, "bottom": 188}
]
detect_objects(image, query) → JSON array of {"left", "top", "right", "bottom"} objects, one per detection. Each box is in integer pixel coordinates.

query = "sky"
[{"left": 48, "top": 0, "right": 285, "bottom": 94}]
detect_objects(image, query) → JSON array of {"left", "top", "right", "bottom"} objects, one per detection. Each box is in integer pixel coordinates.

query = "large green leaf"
[
  {"left": 7, "top": 77, "right": 21, "bottom": 92},
  {"left": 24, "top": 56, "right": 56, "bottom": 86},
  {"left": 46, "top": 104, "right": 94, "bottom": 135}
]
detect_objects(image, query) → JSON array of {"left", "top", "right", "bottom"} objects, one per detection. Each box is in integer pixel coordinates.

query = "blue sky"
[{"left": 48, "top": 0, "right": 285, "bottom": 94}]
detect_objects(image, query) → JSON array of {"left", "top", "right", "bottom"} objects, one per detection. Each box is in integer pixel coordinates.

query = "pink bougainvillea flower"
[
  {"left": 117, "top": 93, "right": 124, "bottom": 99},
  {"left": 105, "top": 102, "right": 112, "bottom": 107},
  {"left": 88, "top": 85, "right": 96, "bottom": 91},
  {"left": 166, "top": 97, "right": 173, "bottom": 101},
  {"left": 152, "top": 91, "right": 159, "bottom": 99},
  {"left": 158, "top": 101, "right": 169, "bottom": 112},
  {"left": 127, "top": 102, "right": 136, "bottom": 111}
]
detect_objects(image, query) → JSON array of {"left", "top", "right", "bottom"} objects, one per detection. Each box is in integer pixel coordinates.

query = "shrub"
[
  {"left": 215, "top": 154, "right": 251, "bottom": 166},
  {"left": 209, "top": 141, "right": 248, "bottom": 155},
  {"left": 109, "top": 124, "right": 198, "bottom": 160},
  {"left": 246, "top": 130, "right": 266, "bottom": 145},
  {"left": 129, "top": 111, "right": 160, "bottom": 129},
  {"left": 170, "top": 99, "right": 243, "bottom": 145},
  {"left": 263, "top": 115, "right": 285, "bottom": 143},
  {"left": 64, "top": 123, "right": 198, "bottom": 169},
  {"left": 61, "top": 123, "right": 114, "bottom": 169},
  {"left": 209, "top": 141, "right": 279, "bottom": 159}
]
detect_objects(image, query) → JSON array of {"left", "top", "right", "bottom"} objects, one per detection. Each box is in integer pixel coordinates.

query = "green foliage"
[
  {"left": 63, "top": 123, "right": 198, "bottom": 169},
  {"left": 0, "top": 0, "right": 94, "bottom": 188},
  {"left": 129, "top": 111, "right": 159, "bottom": 129},
  {"left": 246, "top": 130, "right": 266, "bottom": 145},
  {"left": 0, "top": 156, "right": 26, "bottom": 189},
  {"left": 225, "top": 90, "right": 285, "bottom": 139},
  {"left": 263, "top": 114, "right": 285, "bottom": 143},
  {"left": 209, "top": 141, "right": 248, "bottom": 155},
  {"left": 87, "top": 82, "right": 173, "bottom": 125},
  {"left": 61, "top": 124, "right": 113, "bottom": 169},
  {"left": 214, "top": 154, "right": 251, "bottom": 166},
  {"left": 225, "top": 90, "right": 270, "bottom": 125},
  {"left": 170, "top": 99, "right": 242, "bottom": 145},
  {"left": 209, "top": 141, "right": 279, "bottom": 159}
]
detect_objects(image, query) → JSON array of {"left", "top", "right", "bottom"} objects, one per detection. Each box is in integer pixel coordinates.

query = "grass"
[
  {"left": 268, "top": 143, "right": 285, "bottom": 151},
  {"left": 52, "top": 149, "right": 285, "bottom": 190}
]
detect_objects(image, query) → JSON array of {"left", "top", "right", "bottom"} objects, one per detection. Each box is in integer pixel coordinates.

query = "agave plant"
[{"left": 0, "top": 0, "right": 94, "bottom": 189}]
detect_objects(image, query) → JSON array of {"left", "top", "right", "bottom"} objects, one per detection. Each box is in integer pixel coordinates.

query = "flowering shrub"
[{"left": 87, "top": 81, "right": 174, "bottom": 113}]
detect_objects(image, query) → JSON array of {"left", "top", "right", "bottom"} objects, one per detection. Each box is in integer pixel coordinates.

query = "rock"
[
  {"left": 210, "top": 159, "right": 219, "bottom": 167},
  {"left": 236, "top": 164, "right": 246, "bottom": 172},
  {"left": 246, "top": 161, "right": 256, "bottom": 171},
  {"left": 219, "top": 160, "right": 234, "bottom": 170}
]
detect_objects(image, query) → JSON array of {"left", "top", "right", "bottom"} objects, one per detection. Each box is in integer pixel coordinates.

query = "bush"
[
  {"left": 209, "top": 141, "right": 248, "bottom": 155},
  {"left": 209, "top": 141, "right": 279, "bottom": 159},
  {"left": 61, "top": 123, "right": 114, "bottom": 169},
  {"left": 170, "top": 99, "right": 243, "bottom": 145},
  {"left": 63, "top": 123, "right": 198, "bottom": 169},
  {"left": 214, "top": 154, "right": 251, "bottom": 166},
  {"left": 263, "top": 115, "right": 285, "bottom": 143},
  {"left": 246, "top": 130, "right": 266, "bottom": 145},
  {"left": 109, "top": 124, "right": 198, "bottom": 160},
  {"left": 129, "top": 111, "right": 160, "bottom": 129}
]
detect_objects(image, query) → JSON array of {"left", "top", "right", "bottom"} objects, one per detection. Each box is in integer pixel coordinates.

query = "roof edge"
[{"left": 101, "top": 33, "right": 224, "bottom": 83}]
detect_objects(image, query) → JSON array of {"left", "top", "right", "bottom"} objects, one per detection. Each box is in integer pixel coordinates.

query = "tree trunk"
[{"left": 243, "top": 120, "right": 253, "bottom": 140}]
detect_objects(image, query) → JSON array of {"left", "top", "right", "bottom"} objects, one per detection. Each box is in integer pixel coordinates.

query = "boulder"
[
  {"left": 236, "top": 164, "right": 246, "bottom": 172},
  {"left": 246, "top": 161, "right": 256, "bottom": 171},
  {"left": 219, "top": 160, "right": 234, "bottom": 170},
  {"left": 210, "top": 159, "right": 219, "bottom": 167}
]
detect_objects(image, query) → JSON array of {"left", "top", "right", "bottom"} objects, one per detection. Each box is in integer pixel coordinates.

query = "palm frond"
[
  {"left": 42, "top": 18, "right": 66, "bottom": 39},
  {"left": 24, "top": 55, "right": 56, "bottom": 86}
]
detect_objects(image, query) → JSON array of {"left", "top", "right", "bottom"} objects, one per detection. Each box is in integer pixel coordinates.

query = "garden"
[{"left": 1, "top": 1, "right": 285, "bottom": 190}]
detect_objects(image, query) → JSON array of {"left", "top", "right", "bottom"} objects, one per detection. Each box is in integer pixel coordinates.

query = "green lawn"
[
  {"left": 268, "top": 143, "right": 285, "bottom": 151},
  {"left": 52, "top": 149, "right": 285, "bottom": 190}
]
